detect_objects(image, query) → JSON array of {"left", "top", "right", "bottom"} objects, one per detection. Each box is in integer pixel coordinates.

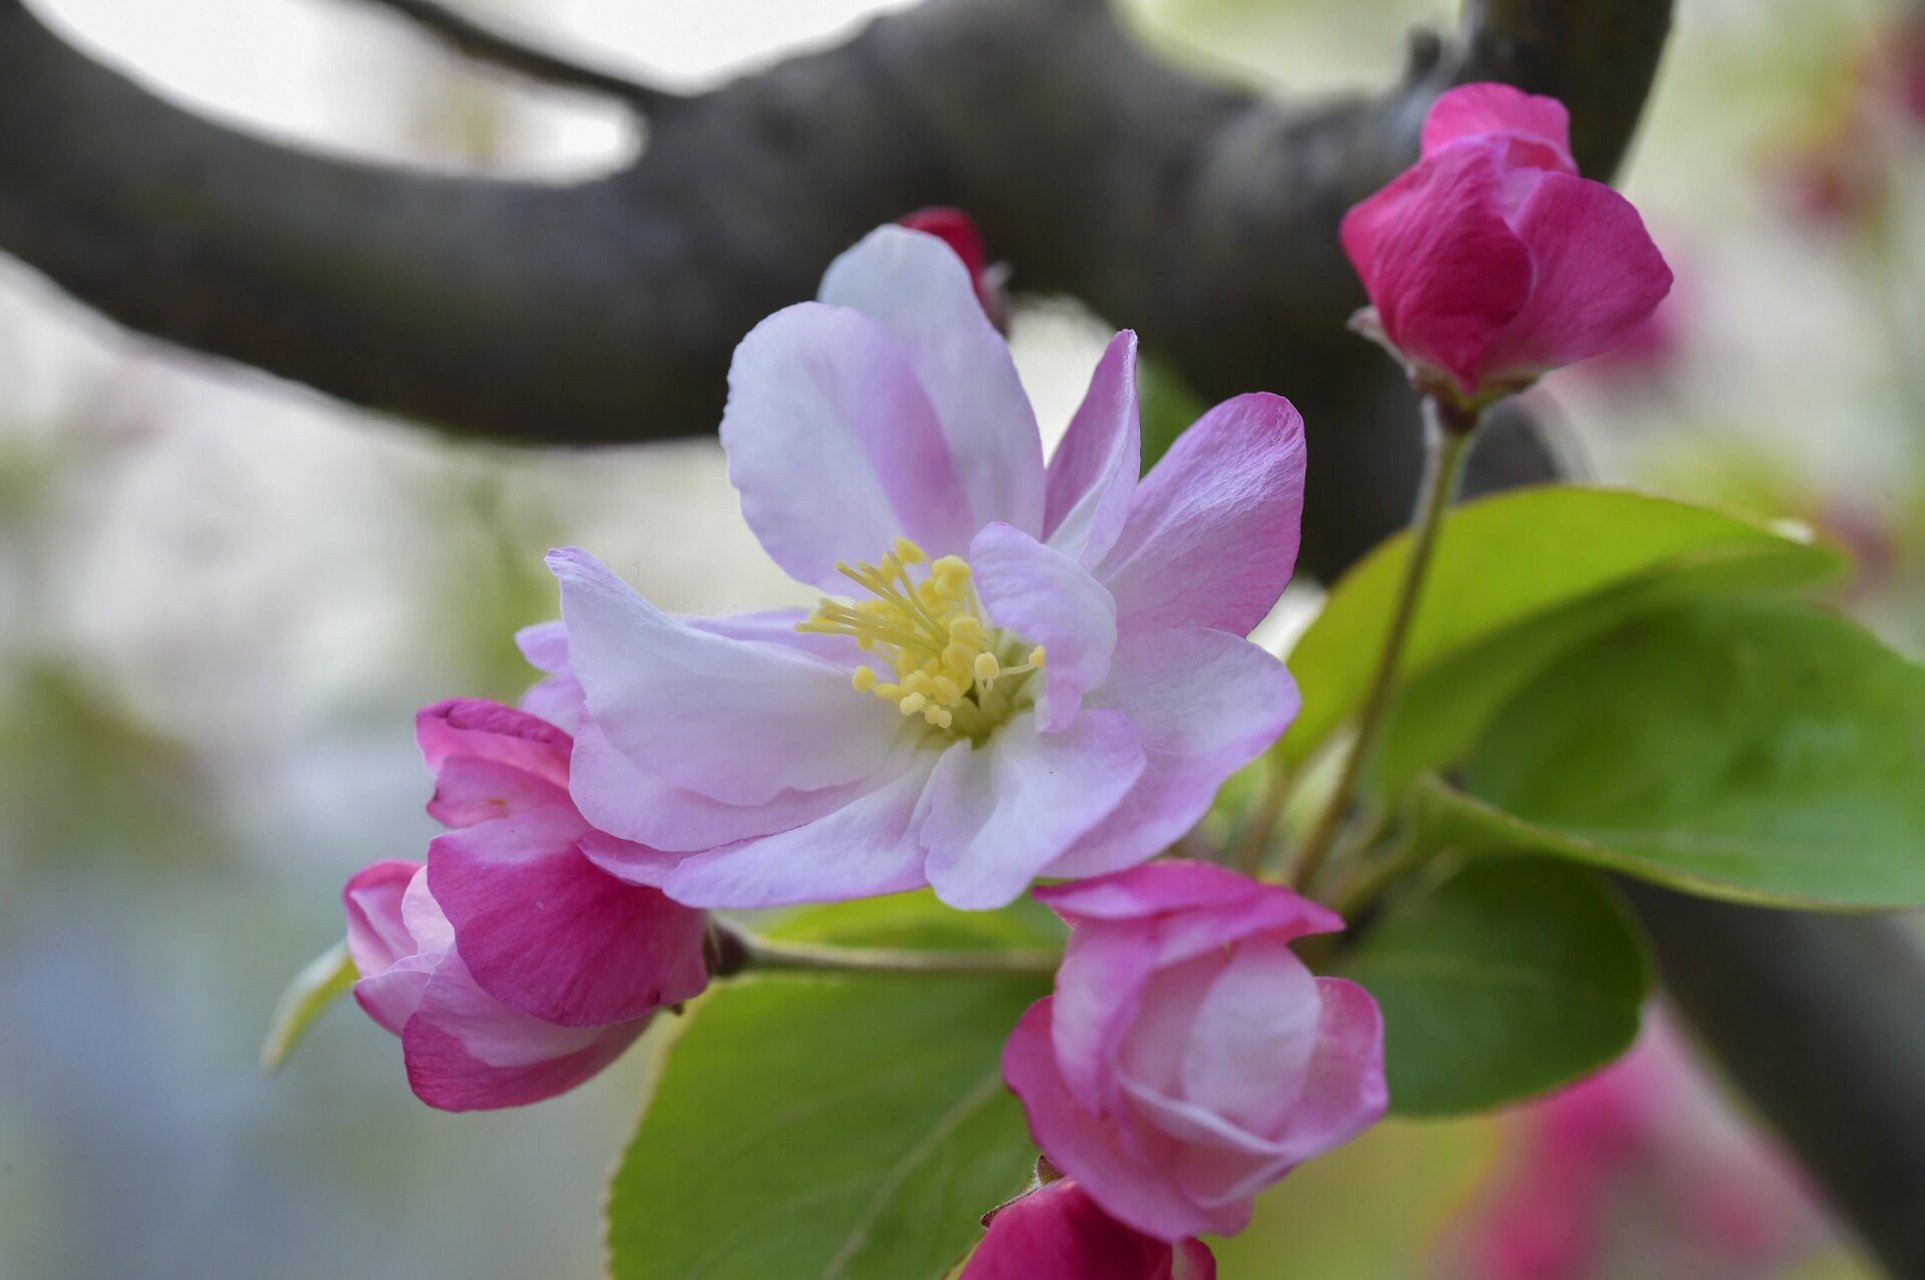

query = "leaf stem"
[
  {"left": 734, "top": 934, "right": 1061, "bottom": 978},
  {"left": 1292, "top": 399, "right": 1479, "bottom": 893}
]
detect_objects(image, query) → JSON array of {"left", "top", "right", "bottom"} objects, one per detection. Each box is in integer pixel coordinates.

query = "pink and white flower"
[
  {"left": 961, "top": 1177, "right": 1216, "bottom": 1279},
  {"left": 547, "top": 224, "right": 1305, "bottom": 911},
  {"left": 1003, "top": 861, "right": 1387, "bottom": 1242},
  {"left": 342, "top": 699, "right": 709, "bottom": 1110},
  {"left": 1340, "top": 83, "right": 1673, "bottom": 405}
]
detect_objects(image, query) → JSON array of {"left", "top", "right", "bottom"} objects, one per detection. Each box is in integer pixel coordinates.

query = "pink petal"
[
  {"left": 565, "top": 708, "right": 888, "bottom": 856},
  {"left": 343, "top": 859, "right": 423, "bottom": 977},
  {"left": 961, "top": 1179, "right": 1202, "bottom": 1280},
  {"left": 1178, "top": 938, "right": 1322, "bottom": 1135},
  {"left": 1481, "top": 171, "right": 1674, "bottom": 382},
  {"left": 1004, "top": 1000, "right": 1230, "bottom": 1242},
  {"left": 689, "top": 608, "right": 866, "bottom": 668},
  {"left": 415, "top": 699, "right": 570, "bottom": 802},
  {"left": 426, "top": 755, "right": 573, "bottom": 828},
  {"left": 426, "top": 810, "right": 708, "bottom": 1026},
  {"left": 1339, "top": 142, "right": 1535, "bottom": 395},
  {"left": 970, "top": 522, "right": 1118, "bottom": 731},
  {"left": 819, "top": 225, "right": 1044, "bottom": 536},
  {"left": 1422, "top": 83, "right": 1577, "bottom": 173},
  {"left": 659, "top": 753, "right": 943, "bottom": 908},
  {"left": 1094, "top": 393, "right": 1306, "bottom": 637},
  {"left": 549, "top": 548, "right": 903, "bottom": 807},
  {"left": 1043, "top": 331, "right": 1141, "bottom": 566},
  {"left": 719, "top": 300, "right": 974, "bottom": 590},
  {"left": 344, "top": 860, "right": 433, "bottom": 1037},
  {"left": 1043, "top": 630, "right": 1300, "bottom": 880},
  {"left": 920, "top": 710, "right": 1145, "bottom": 910},
  {"left": 1265, "top": 977, "right": 1389, "bottom": 1163},
  {"left": 400, "top": 952, "right": 646, "bottom": 1111},
  {"left": 1037, "top": 859, "right": 1341, "bottom": 953},
  {"left": 1174, "top": 1238, "right": 1217, "bottom": 1280},
  {"left": 514, "top": 621, "right": 584, "bottom": 733},
  {"left": 1048, "top": 923, "right": 1160, "bottom": 1116}
]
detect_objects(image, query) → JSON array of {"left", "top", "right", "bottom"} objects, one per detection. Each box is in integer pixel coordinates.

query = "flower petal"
[
  {"left": 1422, "top": 82, "right": 1577, "bottom": 173},
  {"left": 426, "top": 810, "right": 709, "bottom": 1026},
  {"left": 550, "top": 548, "right": 902, "bottom": 806},
  {"left": 1482, "top": 171, "right": 1674, "bottom": 381},
  {"left": 1044, "top": 630, "right": 1299, "bottom": 880},
  {"left": 1339, "top": 142, "right": 1535, "bottom": 395},
  {"left": 659, "top": 752, "right": 943, "bottom": 908},
  {"left": 515, "top": 618, "right": 585, "bottom": 734},
  {"left": 1178, "top": 938, "right": 1321, "bottom": 1135},
  {"left": 415, "top": 699, "right": 571, "bottom": 817},
  {"left": 921, "top": 709, "right": 1145, "bottom": 910},
  {"left": 565, "top": 708, "right": 886, "bottom": 857},
  {"left": 344, "top": 860, "right": 433, "bottom": 1037},
  {"left": 720, "top": 299, "right": 974, "bottom": 590},
  {"left": 971, "top": 522, "right": 1118, "bottom": 731},
  {"left": 1043, "top": 331, "right": 1140, "bottom": 566},
  {"left": 961, "top": 1179, "right": 1197, "bottom": 1280},
  {"left": 1266, "top": 977, "right": 1389, "bottom": 1163},
  {"left": 1004, "top": 1000, "right": 1233, "bottom": 1242},
  {"left": 1094, "top": 394, "right": 1306, "bottom": 637},
  {"left": 401, "top": 952, "right": 645, "bottom": 1112},
  {"left": 690, "top": 608, "right": 866, "bottom": 668},
  {"left": 819, "top": 225, "right": 1044, "bottom": 536}
]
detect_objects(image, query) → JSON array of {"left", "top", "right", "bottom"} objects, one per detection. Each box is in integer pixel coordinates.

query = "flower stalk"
[{"left": 1291, "top": 398, "right": 1479, "bottom": 893}]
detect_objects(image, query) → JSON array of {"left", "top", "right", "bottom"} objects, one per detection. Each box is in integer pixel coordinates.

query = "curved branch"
[{"left": 338, "top": 0, "right": 684, "bottom": 108}]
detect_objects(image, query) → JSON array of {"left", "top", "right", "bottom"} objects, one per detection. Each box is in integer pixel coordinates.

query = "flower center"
[{"left": 797, "top": 537, "right": 1045, "bottom": 740}]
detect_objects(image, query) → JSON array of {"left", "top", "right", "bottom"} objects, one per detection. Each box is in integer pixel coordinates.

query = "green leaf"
[
  {"left": 259, "top": 938, "right": 355, "bottom": 1073},
  {"left": 769, "top": 889, "right": 1065, "bottom": 952},
  {"left": 1428, "top": 598, "right": 1925, "bottom": 909},
  {"left": 606, "top": 972, "right": 1043, "bottom": 1280},
  {"left": 1339, "top": 859, "right": 1650, "bottom": 1116},
  {"left": 1282, "top": 486, "right": 1842, "bottom": 777}
]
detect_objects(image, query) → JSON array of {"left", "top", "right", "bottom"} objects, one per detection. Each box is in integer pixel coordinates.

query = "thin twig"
[
  {"left": 1291, "top": 401, "right": 1477, "bottom": 894},
  {"left": 344, "top": 0, "right": 684, "bottom": 110}
]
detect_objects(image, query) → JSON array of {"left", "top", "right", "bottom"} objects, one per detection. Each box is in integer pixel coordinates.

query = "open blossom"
[
  {"left": 546, "top": 224, "right": 1305, "bottom": 911},
  {"left": 1003, "top": 861, "right": 1386, "bottom": 1241},
  {"left": 961, "top": 1177, "right": 1215, "bottom": 1279},
  {"left": 343, "top": 699, "right": 709, "bottom": 1110},
  {"left": 1340, "top": 83, "right": 1672, "bottom": 405}
]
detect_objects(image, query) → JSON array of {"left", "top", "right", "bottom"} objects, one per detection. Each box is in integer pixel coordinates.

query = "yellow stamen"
[{"left": 798, "top": 539, "right": 1047, "bottom": 739}]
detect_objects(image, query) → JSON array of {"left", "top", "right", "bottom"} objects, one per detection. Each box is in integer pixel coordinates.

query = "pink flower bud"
[
  {"left": 961, "top": 1178, "right": 1216, "bottom": 1279},
  {"left": 1003, "top": 861, "right": 1387, "bottom": 1242},
  {"left": 899, "top": 206, "right": 1009, "bottom": 331},
  {"left": 342, "top": 699, "right": 709, "bottom": 1110},
  {"left": 1340, "top": 83, "right": 1673, "bottom": 406}
]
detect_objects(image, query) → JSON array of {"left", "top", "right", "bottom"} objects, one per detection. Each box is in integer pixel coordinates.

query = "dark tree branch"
[
  {"left": 6, "top": 0, "right": 1923, "bottom": 1271},
  {"left": 336, "top": 0, "right": 684, "bottom": 109},
  {"left": 1622, "top": 887, "right": 1925, "bottom": 1276},
  {"left": 0, "top": 0, "right": 1652, "bottom": 573}
]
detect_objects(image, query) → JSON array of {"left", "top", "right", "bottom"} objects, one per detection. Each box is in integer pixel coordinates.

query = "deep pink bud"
[
  {"left": 1340, "top": 83, "right": 1673, "bottom": 406},
  {"left": 1003, "top": 861, "right": 1387, "bottom": 1242},
  {"left": 899, "top": 206, "right": 1008, "bottom": 330},
  {"left": 961, "top": 1179, "right": 1215, "bottom": 1280},
  {"left": 342, "top": 698, "right": 709, "bottom": 1111}
]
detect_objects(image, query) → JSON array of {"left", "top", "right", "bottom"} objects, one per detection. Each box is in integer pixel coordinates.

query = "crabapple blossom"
[
  {"left": 961, "top": 1177, "right": 1215, "bottom": 1279},
  {"left": 546, "top": 224, "right": 1305, "bottom": 911},
  {"left": 342, "top": 699, "right": 708, "bottom": 1110},
  {"left": 1340, "top": 83, "right": 1672, "bottom": 407},
  {"left": 1004, "top": 861, "right": 1387, "bottom": 1242}
]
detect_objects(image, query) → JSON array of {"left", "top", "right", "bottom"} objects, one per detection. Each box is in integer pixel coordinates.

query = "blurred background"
[{"left": 0, "top": 0, "right": 1919, "bottom": 1275}]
